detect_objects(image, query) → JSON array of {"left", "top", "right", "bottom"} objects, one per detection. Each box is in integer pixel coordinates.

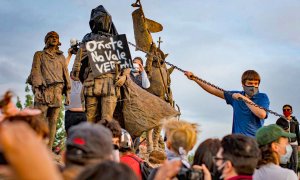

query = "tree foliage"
[
  {"left": 53, "top": 98, "right": 66, "bottom": 150},
  {"left": 24, "top": 84, "right": 33, "bottom": 108},
  {"left": 16, "top": 96, "right": 23, "bottom": 109},
  {"left": 16, "top": 84, "right": 33, "bottom": 110}
]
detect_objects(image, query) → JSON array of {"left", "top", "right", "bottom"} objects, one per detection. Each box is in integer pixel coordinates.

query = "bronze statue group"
[{"left": 27, "top": 4, "right": 178, "bottom": 151}]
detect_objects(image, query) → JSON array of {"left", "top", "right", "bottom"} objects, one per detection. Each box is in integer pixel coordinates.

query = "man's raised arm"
[{"left": 185, "top": 71, "right": 224, "bottom": 99}]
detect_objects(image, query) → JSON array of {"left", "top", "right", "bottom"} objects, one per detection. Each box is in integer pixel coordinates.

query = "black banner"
[{"left": 85, "top": 34, "right": 133, "bottom": 76}]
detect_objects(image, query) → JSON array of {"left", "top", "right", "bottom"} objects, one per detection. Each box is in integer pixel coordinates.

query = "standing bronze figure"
[
  {"left": 28, "top": 31, "right": 71, "bottom": 149},
  {"left": 71, "top": 5, "right": 119, "bottom": 122},
  {"left": 132, "top": 1, "right": 175, "bottom": 152}
]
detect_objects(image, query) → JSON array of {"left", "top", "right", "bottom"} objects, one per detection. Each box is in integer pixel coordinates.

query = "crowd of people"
[
  {"left": 0, "top": 105, "right": 299, "bottom": 180},
  {"left": 0, "top": 68, "right": 300, "bottom": 180},
  {"left": 0, "top": 4, "right": 299, "bottom": 180}
]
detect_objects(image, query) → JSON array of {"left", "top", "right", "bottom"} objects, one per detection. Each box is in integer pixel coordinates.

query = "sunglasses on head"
[{"left": 283, "top": 109, "right": 291, "bottom": 112}]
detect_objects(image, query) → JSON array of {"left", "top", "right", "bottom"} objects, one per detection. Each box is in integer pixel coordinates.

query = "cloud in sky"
[{"left": 1, "top": 0, "right": 300, "bottom": 142}]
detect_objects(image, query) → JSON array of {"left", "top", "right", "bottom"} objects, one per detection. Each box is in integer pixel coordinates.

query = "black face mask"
[
  {"left": 113, "top": 144, "right": 120, "bottom": 150},
  {"left": 211, "top": 165, "right": 223, "bottom": 180}
]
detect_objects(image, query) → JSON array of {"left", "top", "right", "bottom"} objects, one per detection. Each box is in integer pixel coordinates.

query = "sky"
[{"left": 1, "top": 0, "right": 300, "bottom": 146}]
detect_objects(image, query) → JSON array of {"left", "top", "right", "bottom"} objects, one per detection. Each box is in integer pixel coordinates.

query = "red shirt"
[
  {"left": 120, "top": 154, "right": 142, "bottom": 180},
  {"left": 227, "top": 175, "right": 252, "bottom": 180}
]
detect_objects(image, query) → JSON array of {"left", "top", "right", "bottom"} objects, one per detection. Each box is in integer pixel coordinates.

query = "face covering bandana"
[
  {"left": 280, "top": 144, "right": 293, "bottom": 164},
  {"left": 283, "top": 111, "right": 291, "bottom": 117},
  {"left": 243, "top": 85, "right": 258, "bottom": 97}
]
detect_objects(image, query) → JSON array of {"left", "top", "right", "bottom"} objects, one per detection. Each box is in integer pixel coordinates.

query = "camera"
[
  {"left": 70, "top": 38, "right": 80, "bottom": 55},
  {"left": 176, "top": 167, "right": 204, "bottom": 180}
]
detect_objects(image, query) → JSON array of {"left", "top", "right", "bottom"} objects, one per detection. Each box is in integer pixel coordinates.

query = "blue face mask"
[
  {"left": 243, "top": 85, "right": 258, "bottom": 97},
  {"left": 280, "top": 144, "right": 293, "bottom": 164}
]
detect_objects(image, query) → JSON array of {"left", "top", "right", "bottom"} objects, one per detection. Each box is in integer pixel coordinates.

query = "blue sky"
[{"left": 1, "top": 0, "right": 300, "bottom": 144}]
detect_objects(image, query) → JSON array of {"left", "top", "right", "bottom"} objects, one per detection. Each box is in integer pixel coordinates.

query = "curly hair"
[
  {"left": 98, "top": 119, "right": 122, "bottom": 140},
  {"left": 164, "top": 119, "right": 199, "bottom": 154}
]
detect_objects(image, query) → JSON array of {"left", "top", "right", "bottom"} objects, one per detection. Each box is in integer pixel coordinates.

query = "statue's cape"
[{"left": 121, "top": 75, "right": 179, "bottom": 137}]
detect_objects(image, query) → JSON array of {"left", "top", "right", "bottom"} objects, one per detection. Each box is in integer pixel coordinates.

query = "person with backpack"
[
  {"left": 120, "top": 129, "right": 152, "bottom": 180},
  {"left": 276, "top": 104, "right": 300, "bottom": 173}
]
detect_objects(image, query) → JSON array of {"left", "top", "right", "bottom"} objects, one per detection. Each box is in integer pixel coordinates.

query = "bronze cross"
[{"left": 157, "top": 37, "right": 163, "bottom": 49}]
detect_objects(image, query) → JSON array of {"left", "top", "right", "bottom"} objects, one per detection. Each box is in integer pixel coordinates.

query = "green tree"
[
  {"left": 24, "top": 84, "right": 33, "bottom": 108},
  {"left": 16, "top": 96, "right": 23, "bottom": 109},
  {"left": 16, "top": 84, "right": 33, "bottom": 110},
  {"left": 53, "top": 101, "right": 66, "bottom": 151}
]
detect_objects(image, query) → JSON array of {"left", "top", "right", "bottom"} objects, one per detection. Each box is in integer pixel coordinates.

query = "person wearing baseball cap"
[
  {"left": 62, "top": 122, "right": 113, "bottom": 180},
  {"left": 254, "top": 124, "right": 297, "bottom": 180}
]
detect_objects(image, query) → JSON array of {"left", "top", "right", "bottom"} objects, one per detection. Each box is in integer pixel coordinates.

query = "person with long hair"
[
  {"left": 254, "top": 124, "right": 297, "bottom": 180},
  {"left": 193, "top": 138, "right": 221, "bottom": 180}
]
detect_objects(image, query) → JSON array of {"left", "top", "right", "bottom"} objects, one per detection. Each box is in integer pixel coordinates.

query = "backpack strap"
[
  {"left": 292, "top": 116, "right": 298, "bottom": 122},
  {"left": 126, "top": 154, "right": 143, "bottom": 163}
]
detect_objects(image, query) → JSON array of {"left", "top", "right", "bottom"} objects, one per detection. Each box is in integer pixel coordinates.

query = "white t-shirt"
[
  {"left": 253, "top": 163, "right": 297, "bottom": 180},
  {"left": 65, "top": 80, "right": 83, "bottom": 110}
]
